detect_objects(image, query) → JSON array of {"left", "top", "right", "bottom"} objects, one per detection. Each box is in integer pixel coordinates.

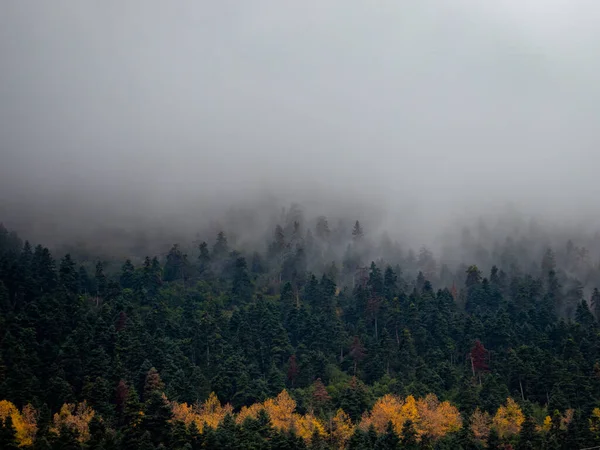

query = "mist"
[{"left": 2, "top": 0, "right": 600, "bottom": 257}]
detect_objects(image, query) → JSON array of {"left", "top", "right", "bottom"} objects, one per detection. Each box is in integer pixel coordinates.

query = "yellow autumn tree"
[
  {"left": 360, "top": 394, "right": 405, "bottom": 433},
  {"left": 171, "top": 401, "right": 196, "bottom": 428},
  {"left": 296, "top": 412, "right": 326, "bottom": 440},
  {"left": 360, "top": 394, "right": 460, "bottom": 441},
  {"left": 590, "top": 408, "right": 600, "bottom": 441},
  {"left": 170, "top": 392, "right": 233, "bottom": 433},
  {"left": 470, "top": 408, "right": 491, "bottom": 445},
  {"left": 51, "top": 401, "right": 95, "bottom": 442},
  {"left": 492, "top": 398, "right": 524, "bottom": 439},
  {"left": 197, "top": 392, "right": 233, "bottom": 431},
  {"left": 262, "top": 390, "right": 297, "bottom": 431},
  {"left": 0, "top": 400, "right": 38, "bottom": 447},
  {"left": 400, "top": 395, "right": 420, "bottom": 433},
  {"left": 331, "top": 409, "right": 354, "bottom": 449},
  {"left": 236, "top": 403, "right": 265, "bottom": 425},
  {"left": 542, "top": 415, "right": 552, "bottom": 432},
  {"left": 416, "top": 394, "right": 462, "bottom": 440},
  {"left": 233, "top": 390, "right": 326, "bottom": 441}
]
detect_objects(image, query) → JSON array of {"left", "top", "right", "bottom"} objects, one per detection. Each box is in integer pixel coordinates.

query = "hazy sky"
[{"left": 1, "top": 0, "right": 600, "bottom": 241}]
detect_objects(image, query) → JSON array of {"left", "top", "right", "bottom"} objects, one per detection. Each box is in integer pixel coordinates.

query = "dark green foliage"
[
  {"left": 375, "top": 421, "right": 399, "bottom": 449},
  {"left": 400, "top": 420, "right": 418, "bottom": 450},
  {"left": 517, "top": 414, "right": 541, "bottom": 450},
  {"left": 0, "top": 416, "right": 19, "bottom": 450},
  {"left": 52, "top": 424, "right": 81, "bottom": 450},
  {"left": 142, "top": 390, "right": 173, "bottom": 446},
  {"left": 1, "top": 221, "right": 600, "bottom": 449}
]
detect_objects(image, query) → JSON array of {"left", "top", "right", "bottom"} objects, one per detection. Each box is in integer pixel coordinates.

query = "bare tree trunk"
[{"left": 520, "top": 379, "right": 525, "bottom": 401}]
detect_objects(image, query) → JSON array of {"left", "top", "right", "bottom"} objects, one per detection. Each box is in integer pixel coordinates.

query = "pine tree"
[
  {"left": 352, "top": 221, "right": 364, "bottom": 241},
  {"left": 376, "top": 421, "right": 400, "bottom": 449},
  {"left": 347, "top": 428, "right": 368, "bottom": 450},
  {"left": 0, "top": 417, "right": 19, "bottom": 450},
  {"left": 52, "top": 423, "right": 82, "bottom": 450},
  {"left": 170, "top": 420, "right": 190, "bottom": 450},
  {"left": 137, "top": 431, "right": 156, "bottom": 450},
  {"left": 487, "top": 428, "right": 502, "bottom": 450},
  {"left": 517, "top": 414, "right": 540, "bottom": 450},
  {"left": 120, "top": 259, "right": 136, "bottom": 289},
  {"left": 308, "top": 429, "right": 326, "bottom": 450},
  {"left": 144, "top": 367, "right": 165, "bottom": 401},
  {"left": 213, "top": 232, "right": 229, "bottom": 259},
  {"left": 400, "top": 419, "right": 418, "bottom": 450},
  {"left": 143, "top": 390, "right": 173, "bottom": 446},
  {"left": 231, "top": 257, "right": 253, "bottom": 304},
  {"left": 215, "top": 414, "right": 239, "bottom": 450}
]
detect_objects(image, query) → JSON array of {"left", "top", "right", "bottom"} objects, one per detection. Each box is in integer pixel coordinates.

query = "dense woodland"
[{"left": 2, "top": 211, "right": 600, "bottom": 450}]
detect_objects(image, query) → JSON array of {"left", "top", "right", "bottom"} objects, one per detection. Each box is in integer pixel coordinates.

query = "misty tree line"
[{"left": 2, "top": 212, "right": 600, "bottom": 449}]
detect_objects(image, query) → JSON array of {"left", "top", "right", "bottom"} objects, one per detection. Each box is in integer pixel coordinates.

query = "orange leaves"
[
  {"left": 51, "top": 401, "right": 95, "bottom": 442},
  {"left": 235, "top": 390, "right": 327, "bottom": 440},
  {"left": 417, "top": 394, "right": 462, "bottom": 440},
  {"left": 171, "top": 401, "right": 196, "bottom": 428},
  {"left": 0, "top": 400, "right": 38, "bottom": 447},
  {"left": 359, "top": 393, "right": 461, "bottom": 441},
  {"left": 360, "top": 394, "right": 405, "bottom": 433},
  {"left": 170, "top": 392, "right": 233, "bottom": 433},
  {"left": 491, "top": 398, "right": 524, "bottom": 439},
  {"left": 470, "top": 408, "right": 492, "bottom": 444}
]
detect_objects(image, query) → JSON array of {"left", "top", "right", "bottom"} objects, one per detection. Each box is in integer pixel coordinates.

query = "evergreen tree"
[
  {"left": 376, "top": 421, "right": 400, "bottom": 449},
  {"left": 400, "top": 420, "right": 418, "bottom": 450},
  {"left": 0, "top": 416, "right": 19, "bottom": 450}
]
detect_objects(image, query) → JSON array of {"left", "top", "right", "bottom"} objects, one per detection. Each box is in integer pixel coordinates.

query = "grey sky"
[{"left": 1, "top": 1, "right": 600, "bottom": 244}]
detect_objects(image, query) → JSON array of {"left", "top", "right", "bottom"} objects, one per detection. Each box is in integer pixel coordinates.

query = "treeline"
[
  {"left": 2, "top": 218, "right": 600, "bottom": 448},
  {"left": 3, "top": 384, "right": 597, "bottom": 449}
]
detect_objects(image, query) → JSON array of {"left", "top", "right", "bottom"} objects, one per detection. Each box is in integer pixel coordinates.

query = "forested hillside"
[{"left": 2, "top": 215, "right": 600, "bottom": 450}]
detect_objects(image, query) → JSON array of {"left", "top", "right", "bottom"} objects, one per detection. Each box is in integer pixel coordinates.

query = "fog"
[{"left": 1, "top": 0, "right": 600, "bottom": 255}]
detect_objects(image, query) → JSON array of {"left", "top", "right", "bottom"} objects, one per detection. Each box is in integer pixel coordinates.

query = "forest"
[{"left": 2, "top": 210, "right": 600, "bottom": 450}]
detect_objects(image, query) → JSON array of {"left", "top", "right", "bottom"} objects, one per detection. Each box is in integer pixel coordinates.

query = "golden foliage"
[
  {"left": 170, "top": 392, "right": 233, "bottom": 433},
  {"left": 331, "top": 409, "right": 354, "bottom": 448},
  {"left": 542, "top": 415, "right": 552, "bottom": 432},
  {"left": 0, "top": 400, "right": 38, "bottom": 447},
  {"left": 470, "top": 408, "right": 491, "bottom": 444},
  {"left": 416, "top": 394, "right": 462, "bottom": 440},
  {"left": 360, "top": 394, "right": 405, "bottom": 433},
  {"left": 296, "top": 412, "right": 326, "bottom": 440},
  {"left": 198, "top": 392, "right": 234, "bottom": 430},
  {"left": 359, "top": 393, "right": 461, "bottom": 441},
  {"left": 589, "top": 407, "right": 600, "bottom": 438},
  {"left": 236, "top": 403, "right": 264, "bottom": 425},
  {"left": 51, "top": 401, "right": 95, "bottom": 442},
  {"left": 262, "top": 390, "right": 297, "bottom": 431},
  {"left": 233, "top": 390, "right": 326, "bottom": 441},
  {"left": 171, "top": 401, "right": 196, "bottom": 428},
  {"left": 491, "top": 398, "right": 524, "bottom": 439}
]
